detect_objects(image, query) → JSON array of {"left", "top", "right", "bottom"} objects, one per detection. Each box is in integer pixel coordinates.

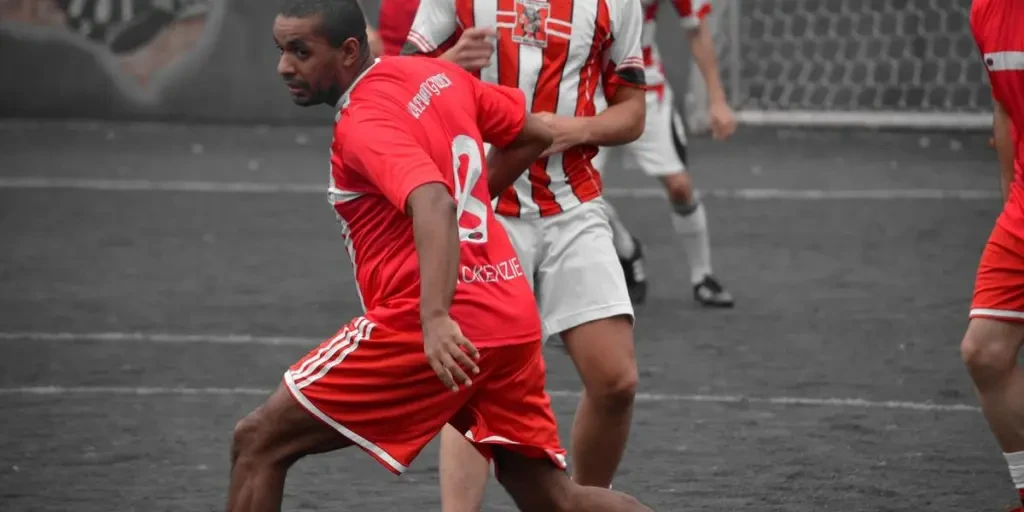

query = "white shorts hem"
[
  {"left": 969, "top": 308, "right": 1024, "bottom": 322},
  {"left": 543, "top": 302, "right": 635, "bottom": 341}
]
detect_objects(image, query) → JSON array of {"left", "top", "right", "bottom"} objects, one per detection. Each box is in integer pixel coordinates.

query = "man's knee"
[
  {"left": 961, "top": 321, "right": 1023, "bottom": 388},
  {"left": 231, "top": 399, "right": 304, "bottom": 468},
  {"left": 564, "top": 317, "right": 638, "bottom": 410},
  {"left": 493, "top": 449, "right": 574, "bottom": 511},
  {"left": 660, "top": 172, "right": 693, "bottom": 204},
  {"left": 232, "top": 409, "right": 268, "bottom": 464},
  {"left": 582, "top": 355, "right": 638, "bottom": 411}
]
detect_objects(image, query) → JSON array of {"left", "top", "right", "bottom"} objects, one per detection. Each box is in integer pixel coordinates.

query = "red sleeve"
[
  {"left": 341, "top": 115, "right": 450, "bottom": 212},
  {"left": 969, "top": 0, "right": 990, "bottom": 51},
  {"left": 474, "top": 81, "right": 528, "bottom": 148}
]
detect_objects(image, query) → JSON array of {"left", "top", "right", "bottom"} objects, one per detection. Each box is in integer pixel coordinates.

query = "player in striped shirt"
[
  {"left": 962, "top": 0, "right": 1024, "bottom": 509},
  {"left": 404, "top": 0, "right": 647, "bottom": 509},
  {"left": 594, "top": 0, "right": 736, "bottom": 308}
]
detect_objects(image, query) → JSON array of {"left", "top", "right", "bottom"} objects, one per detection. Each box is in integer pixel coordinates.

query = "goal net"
[{"left": 685, "top": 0, "right": 994, "bottom": 131}]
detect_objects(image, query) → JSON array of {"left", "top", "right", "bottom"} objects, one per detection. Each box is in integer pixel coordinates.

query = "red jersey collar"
[{"left": 337, "top": 58, "right": 382, "bottom": 110}]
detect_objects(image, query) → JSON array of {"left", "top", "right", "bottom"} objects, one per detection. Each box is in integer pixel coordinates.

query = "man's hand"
[
  {"left": 535, "top": 112, "right": 590, "bottom": 157},
  {"left": 422, "top": 314, "right": 480, "bottom": 392},
  {"left": 708, "top": 100, "right": 736, "bottom": 141},
  {"left": 441, "top": 27, "right": 496, "bottom": 72}
]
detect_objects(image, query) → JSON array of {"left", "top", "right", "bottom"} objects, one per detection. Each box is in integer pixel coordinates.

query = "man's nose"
[{"left": 277, "top": 55, "right": 296, "bottom": 78}]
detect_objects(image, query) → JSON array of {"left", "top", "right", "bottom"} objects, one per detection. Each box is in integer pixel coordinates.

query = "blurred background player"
[
  {"left": 231, "top": 1, "right": 654, "bottom": 511},
  {"left": 404, "top": 0, "right": 648, "bottom": 509},
  {"left": 594, "top": 0, "right": 736, "bottom": 307},
  {"left": 961, "top": 0, "right": 1024, "bottom": 510},
  {"left": 362, "top": 0, "right": 418, "bottom": 57}
]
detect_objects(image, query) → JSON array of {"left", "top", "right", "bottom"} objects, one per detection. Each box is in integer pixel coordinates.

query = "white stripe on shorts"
[{"left": 969, "top": 308, "right": 1024, "bottom": 320}]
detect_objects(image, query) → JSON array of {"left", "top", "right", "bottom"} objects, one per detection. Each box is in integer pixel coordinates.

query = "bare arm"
[
  {"left": 686, "top": 17, "right": 736, "bottom": 140},
  {"left": 407, "top": 183, "right": 460, "bottom": 322},
  {"left": 537, "top": 85, "right": 644, "bottom": 157},
  {"left": 407, "top": 182, "right": 480, "bottom": 389},
  {"left": 574, "top": 85, "right": 646, "bottom": 146},
  {"left": 686, "top": 19, "right": 726, "bottom": 106},
  {"left": 993, "top": 100, "right": 1015, "bottom": 203},
  {"left": 366, "top": 25, "right": 384, "bottom": 58},
  {"left": 486, "top": 115, "right": 554, "bottom": 197}
]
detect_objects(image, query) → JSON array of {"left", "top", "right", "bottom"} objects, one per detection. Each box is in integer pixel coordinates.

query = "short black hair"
[{"left": 279, "top": 0, "right": 368, "bottom": 49}]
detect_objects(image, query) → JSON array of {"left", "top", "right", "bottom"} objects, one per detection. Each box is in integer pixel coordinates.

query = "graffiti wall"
[{"left": 0, "top": 0, "right": 333, "bottom": 123}]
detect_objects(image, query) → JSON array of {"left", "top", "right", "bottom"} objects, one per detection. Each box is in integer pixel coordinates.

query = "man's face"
[{"left": 273, "top": 15, "right": 341, "bottom": 107}]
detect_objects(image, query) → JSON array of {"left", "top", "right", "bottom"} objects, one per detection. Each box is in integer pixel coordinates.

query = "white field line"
[
  {"left": 0, "top": 331, "right": 318, "bottom": 346},
  {"left": 0, "top": 331, "right": 981, "bottom": 413},
  {"left": 0, "top": 177, "right": 1001, "bottom": 201},
  {"left": 0, "top": 385, "right": 979, "bottom": 413}
]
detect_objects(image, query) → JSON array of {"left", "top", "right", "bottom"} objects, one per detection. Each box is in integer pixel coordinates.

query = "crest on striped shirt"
[{"left": 512, "top": 0, "right": 549, "bottom": 48}]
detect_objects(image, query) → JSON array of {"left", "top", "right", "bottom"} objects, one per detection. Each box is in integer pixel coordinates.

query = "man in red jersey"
[
  {"left": 962, "top": 0, "right": 1024, "bottom": 510},
  {"left": 404, "top": 0, "right": 648, "bottom": 509},
  {"left": 227, "top": 1, "right": 653, "bottom": 511}
]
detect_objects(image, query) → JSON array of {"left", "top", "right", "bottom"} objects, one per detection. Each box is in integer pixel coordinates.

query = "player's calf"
[
  {"left": 660, "top": 172, "right": 734, "bottom": 308},
  {"left": 602, "top": 200, "right": 648, "bottom": 305},
  {"left": 492, "top": 446, "right": 653, "bottom": 512},
  {"left": 961, "top": 318, "right": 1024, "bottom": 507}
]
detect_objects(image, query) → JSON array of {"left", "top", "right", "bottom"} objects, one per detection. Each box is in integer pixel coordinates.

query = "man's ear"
[{"left": 341, "top": 37, "right": 363, "bottom": 66}]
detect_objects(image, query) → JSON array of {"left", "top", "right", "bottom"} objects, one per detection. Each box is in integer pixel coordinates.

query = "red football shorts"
[
  {"left": 283, "top": 316, "right": 567, "bottom": 474},
  {"left": 970, "top": 223, "right": 1024, "bottom": 323}
]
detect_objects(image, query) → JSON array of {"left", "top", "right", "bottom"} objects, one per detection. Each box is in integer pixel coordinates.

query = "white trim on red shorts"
[
  {"left": 283, "top": 369, "right": 409, "bottom": 474},
  {"left": 969, "top": 308, "right": 1024, "bottom": 322},
  {"left": 282, "top": 317, "right": 407, "bottom": 474},
  {"left": 289, "top": 317, "right": 373, "bottom": 389},
  {"left": 464, "top": 430, "right": 568, "bottom": 469}
]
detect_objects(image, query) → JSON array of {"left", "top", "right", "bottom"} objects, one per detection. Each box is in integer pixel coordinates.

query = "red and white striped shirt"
[
  {"left": 405, "top": 0, "right": 646, "bottom": 218},
  {"left": 641, "top": 0, "right": 711, "bottom": 90}
]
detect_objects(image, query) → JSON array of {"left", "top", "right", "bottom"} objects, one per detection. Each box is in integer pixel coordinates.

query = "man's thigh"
[
  {"left": 284, "top": 317, "right": 471, "bottom": 474},
  {"left": 533, "top": 198, "right": 635, "bottom": 340}
]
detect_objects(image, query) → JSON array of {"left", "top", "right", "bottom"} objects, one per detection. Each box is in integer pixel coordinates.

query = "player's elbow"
[
  {"left": 623, "top": 101, "right": 646, "bottom": 142},
  {"left": 608, "top": 87, "right": 646, "bottom": 143}
]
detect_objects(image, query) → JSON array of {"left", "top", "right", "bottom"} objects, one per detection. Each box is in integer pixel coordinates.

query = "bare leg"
[
  {"left": 962, "top": 318, "right": 1024, "bottom": 451},
  {"left": 492, "top": 447, "right": 652, "bottom": 511},
  {"left": 603, "top": 200, "right": 638, "bottom": 259},
  {"left": 439, "top": 423, "right": 490, "bottom": 512},
  {"left": 227, "top": 384, "right": 351, "bottom": 512},
  {"left": 561, "top": 315, "right": 638, "bottom": 487}
]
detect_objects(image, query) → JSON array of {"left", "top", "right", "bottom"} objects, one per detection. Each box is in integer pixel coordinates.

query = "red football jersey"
[
  {"left": 329, "top": 57, "right": 540, "bottom": 348},
  {"left": 972, "top": 0, "right": 1024, "bottom": 240},
  {"left": 378, "top": 0, "right": 420, "bottom": 56}
]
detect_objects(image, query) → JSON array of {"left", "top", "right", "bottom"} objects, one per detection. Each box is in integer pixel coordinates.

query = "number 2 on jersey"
[{"left": 451, "top": 135, "right": 489, "bottom": 244}]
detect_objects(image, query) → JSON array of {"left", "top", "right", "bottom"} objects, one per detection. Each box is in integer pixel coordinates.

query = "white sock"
[
  {"left": 604, "top": 201, "right": 637, "bottom": 259},
  {"left": 1005, "top": 451, "right": 1024, "bottom": 489},
  {"left": 671, "top": 201, "right": 712, "bottom": 284}
]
